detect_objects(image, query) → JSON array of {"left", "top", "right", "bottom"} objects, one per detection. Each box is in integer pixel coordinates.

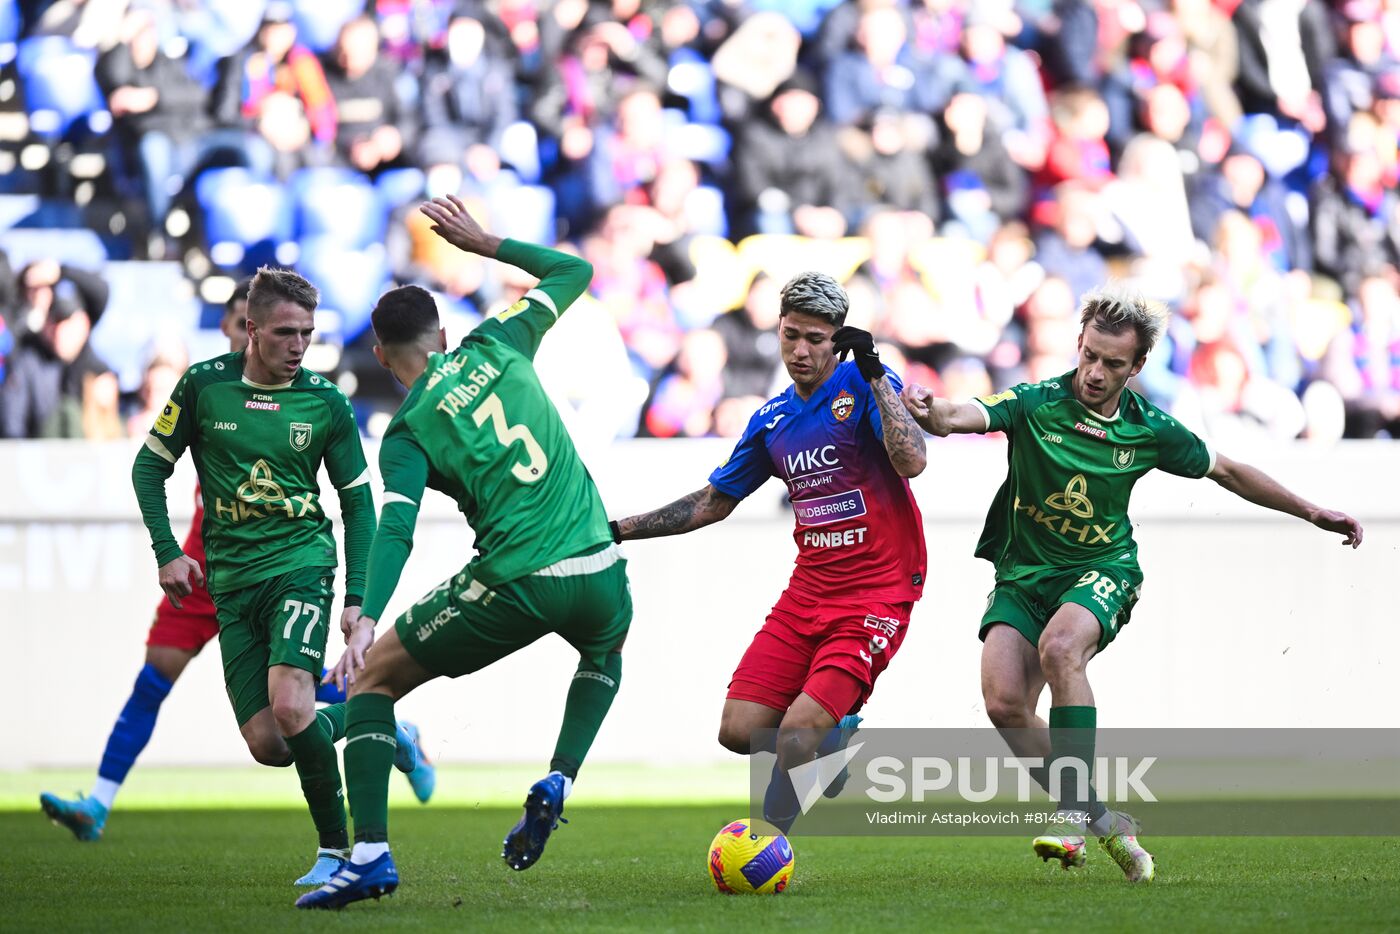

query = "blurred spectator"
[
  {"left": 933, "top": 90, "right": 1027, "bottom": 241},
  {"left": 1232, "top": 0, "right": 1333, "bottom": 134},
  {"left": 850, "top": 109, "right": 940, "bottom": 221},
  {"left": 211, "top": 3, "right": 337, "bottom": 163},
  {"left": 1321, "top": 273, "right": 1400, "bottom": 437},
  {"left": 1039, "top": 85, "right": 1113, "bottom": 191},
  {"left": 642, "top": 327, "right": 727, "bottom": 437},
  {"left": 1174, "top": 0, "right": 1243, "bottom": 128},
  {"left": 823, "top": 2, "right": 950, "bottom": 127},
  {"left": 1104, "top": 133, "right": 1199, "bottom": 282},
  {"left": 1310, "top": 134, "right": 1400, "bottom": 295},
  {"left": 584, "top": 204, "right": 680, "bottom": 377},
  {"left": 1192, "top": 148, "right": 1311, "bottom": 271},
  {"left": 712, "top": 272, "right": 783, "bottom": 400},
  {"left": 528, "top": 8, "right": 669, "bottom": 141},
  {"left": 124, "top": 335, "right": 189, "bottom": 439},
  {"left": 956, "top": 5, "right": 1049, "bottom": 170},
  {"left": 1, "top": 261, "right": 116, "bottom": 439},
  {"left": 97, "top": 8, "right": 262, "bottom": 253},
  {"left": 1323, "top": 0, "right": 1399, "bottom": 146},
  {"left": 417, "top": 6, "right": 519, "bottom": 175},
  {"left": 731, "top": 69, "right": 857, "bottom": 238},
  {"left": 1032, "top": 182, "right": 1110, "bottom": 302},
  {"left": 323, "top": 16, "right": 413, "bottom": 174}
]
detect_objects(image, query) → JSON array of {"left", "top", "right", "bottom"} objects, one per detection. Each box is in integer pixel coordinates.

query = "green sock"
[
  {"left": 285, "top": 720, "right": 348, "bottom": 850},
  {"left": 344, "top": 692, "right": 398, "bottom": 844},
  {"left": 314, "top": 702, "right": 347, "bottom": 742},
  {"left": 549, "top": 652, "right": 622, "bottom": 780},
  {"left": 1048, "top": 706, "right": 1099, "bottom": 818}
]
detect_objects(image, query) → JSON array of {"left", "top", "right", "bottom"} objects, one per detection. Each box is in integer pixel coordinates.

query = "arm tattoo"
[
  {"left": 872, "top": 376, "right": 927, "bottom": 477},
  {"left": 616, "top": 486, "right": 738, "bottom": 540}
]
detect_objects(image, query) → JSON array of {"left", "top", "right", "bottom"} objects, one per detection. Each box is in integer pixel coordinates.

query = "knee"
[
  {"left": 717, "top": 720, "right": 751, "bottom": 756},
  {"left": 774, "top": 728, "right": 820, "bottom": 768},
  {"left": 270, "top": 695, "right": 312, "bottom": 737},
  {"left": 984, "top": 692, "right": 1034, "bottom": 729},
  {"left": 246, "top": 731, "right": 291, "bottom": 767},
  {"left": 1038, "top": 633, "right": 1086, "bottom": 682}
]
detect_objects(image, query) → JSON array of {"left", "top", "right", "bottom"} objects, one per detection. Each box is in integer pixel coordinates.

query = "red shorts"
[
  {"left": 146, "top": 588, "right": 220, "bottom": 652},
  {"left": 726, "top": 588, "right": 912, "bottom": 722}
]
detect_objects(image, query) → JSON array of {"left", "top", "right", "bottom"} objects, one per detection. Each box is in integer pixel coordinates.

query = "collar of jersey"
[
  {"left": 790, "top": 362, "right": 848, "bottom": 411},
  {"left": 241, "top": 374, "right": 295, "bottom": 390}
]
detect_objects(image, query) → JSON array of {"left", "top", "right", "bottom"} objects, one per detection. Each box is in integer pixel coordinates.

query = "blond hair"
[{"left": 1078, "top": 283, "right": 1167, "bottom": 357}]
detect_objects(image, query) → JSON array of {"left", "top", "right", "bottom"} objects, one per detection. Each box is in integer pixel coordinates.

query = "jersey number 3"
[{"left": 473, "top": 393, "right": 548, "bottom": 483}]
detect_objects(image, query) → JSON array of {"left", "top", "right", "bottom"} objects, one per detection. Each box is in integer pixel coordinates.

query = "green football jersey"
[
  {"left": 971, "top": 371, "right": 1214, "bottom": 580},
  {"left": 361, "top": 239, "right": 609, "bottom": 621},
  {"left": 133, "top": 354, "right": 374, "bottom": 596}
]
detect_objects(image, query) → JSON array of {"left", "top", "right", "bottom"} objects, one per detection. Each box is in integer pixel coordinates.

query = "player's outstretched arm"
[
  {"left": 421, "top": 193, "right": 503, "bottom": 258},
  {"left": 900, "top": 384, "right": 990, "bottom": 437},
  {"left": 611, "top": 484, "right": 740, "bottom": 541},
  {"left": 1208, "top": 454, "right": 1364, "bottom": 548}
]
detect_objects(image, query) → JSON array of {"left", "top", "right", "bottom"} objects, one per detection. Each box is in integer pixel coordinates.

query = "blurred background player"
[
  {"left": 129, "top": 267, "right": 431, "bottom": 886},
  {"left": 41, "top": 281, "right": 433, "bottom": 844},
  {"left": 611, "top": 273, "right": 927, "bottom": 834},
  {"left": 299, "top": 196, "right": 631, "bottom": 910},
  {"left": 901, "top": 284, "right": 1364, "bottom": 882}
]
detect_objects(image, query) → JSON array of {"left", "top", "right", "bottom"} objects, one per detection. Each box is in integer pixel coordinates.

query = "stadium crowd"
[{"left": 0, "top": 0, "right": 1397, "bottom": 444}]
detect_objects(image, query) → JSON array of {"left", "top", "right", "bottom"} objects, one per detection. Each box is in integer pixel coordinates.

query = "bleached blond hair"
[{"left": 1078, "top": 283, "right": 1168, "bottom": 358}]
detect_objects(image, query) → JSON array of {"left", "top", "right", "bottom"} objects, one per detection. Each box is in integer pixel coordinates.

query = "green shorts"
[
  {"left": 214, "top": 566, "right": 336, "bottom": 726},
  {"left": 978, "top": 561, "right": 1144, "bottom": 652},
  {"left": 395, "top": 545, "right": 631, "bottom": 678}
]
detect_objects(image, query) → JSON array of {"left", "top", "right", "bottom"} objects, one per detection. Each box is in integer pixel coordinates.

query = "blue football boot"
[
  {"left": 295, "top": 852, "right": 399, "bottom": 909},
  {"left": 822, "top": 714, "right": 863, "bottom": 799},
  {"left": 40, "top": 792, "right": 107, "bottom": 841},
  {"left": 502, "top": 772, "right": 569, "bottom": 870},
  {"left": 394, "top": 721, "right": 436, "bottom": 804},
  {"left": 294, "top": 848, "right": 349, "bottom": 886}
]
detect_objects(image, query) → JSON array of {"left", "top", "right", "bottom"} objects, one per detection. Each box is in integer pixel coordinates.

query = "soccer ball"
[{"left": 707, "top": 819, "right": 794, "bottom": 894}]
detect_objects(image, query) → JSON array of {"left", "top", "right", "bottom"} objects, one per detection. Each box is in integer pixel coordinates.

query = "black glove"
[{"left": 832, "top": 326, "right": 884, "bottom": 381}]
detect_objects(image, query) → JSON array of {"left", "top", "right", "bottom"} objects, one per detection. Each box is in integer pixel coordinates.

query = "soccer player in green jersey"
[
  {"left": 901, "top": 284, "right": 1363, "bottom": 883},
  {"left": 296, "top": 195, "right": 631, "bottom": 910},
  {"left": 131, "top": 267, "right": 430, "bottom": 887}
]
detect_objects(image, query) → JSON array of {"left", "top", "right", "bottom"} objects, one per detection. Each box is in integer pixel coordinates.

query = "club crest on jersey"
[
  {"left": 831, "top": 390, "right": 855, "bottom": 422},
  {"left": 1113, "top": 447, "right": 1136, "bottom": 470},
  {"left": 290, "top": 422, "right": 313, "bottom": 451}
]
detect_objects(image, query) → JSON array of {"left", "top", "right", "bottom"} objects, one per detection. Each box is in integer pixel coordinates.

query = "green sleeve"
[
  {"left": 973, "top": 383, "right": 1031, "bottom": 435},
  {"left": 1152, "top": 412, "right": 1215, "bottom": 479},
  {"left": 361, "top": 427, "right": 430, "bottom": 622},
  {"left": 324, "top": 394, "right": 375, "bottom": 603},
  {"left": 132, "top": 368, "right": 198, "bottom": 567},
  {"left": 469, "top": 238, "right": 593, "bottom": 360}
]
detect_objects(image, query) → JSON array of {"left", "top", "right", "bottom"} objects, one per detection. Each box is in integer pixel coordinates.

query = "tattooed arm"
[
  {"left": 871, "top": 376, "right": 927, "bottom": 478},
  {"left": 613, "top": 485, "right": 741, "bottom": 541}
]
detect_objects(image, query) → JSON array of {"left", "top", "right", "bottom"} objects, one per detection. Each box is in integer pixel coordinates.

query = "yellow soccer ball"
[{"left": 707, "top": 819, "right": 794, "bottom": 894}]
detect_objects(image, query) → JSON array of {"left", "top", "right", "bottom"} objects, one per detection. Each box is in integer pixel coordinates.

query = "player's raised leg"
[
  {"left": 40, "top": 645, "right": 196, "bottom": 841},
  {"left": 298, "top": 625, "right": 434, "bottom": 909}
]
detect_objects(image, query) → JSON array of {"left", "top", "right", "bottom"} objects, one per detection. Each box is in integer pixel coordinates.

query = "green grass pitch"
[{"left": 10, "top": 768, "right": 1400, "bottom": 932}]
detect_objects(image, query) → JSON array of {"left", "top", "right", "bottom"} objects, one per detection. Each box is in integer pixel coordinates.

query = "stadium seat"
[
  {"left": 297, "top": 236, "right": 390, "bottom": 342},
  {"left": 196, "top": 168, "right": 293, "bottom": 272},
  {"left": 16, "top": 36, "right": 109, "bottom": 138},
  {"left": 498, "top": 120, "right": 542, "bottom": 184},
  {"left": 290, "top": 167, "right": 387, "bottom": 249},
  {"left": 662, "top": 110, "right": 730, "bottom": 168},
  {"left": 374, "top": 167, "right": 426, "bottom": 207},
  {"left": 487, "top": 184, "right": 555, "bottom": 249},
  {"left": 0, "top": 227, "right": 107, "bottom": 269},
  {"left": 0, "top": 0, "right": 19, "bottom": 63},
  {"left": 685, "top": 185, "right": 728, "bottom": 238},
  {"left": 292, "top": 0, "right": 363, "bottom": 52},
  {"left": 667, "top": 50, "right": 721, "bottom": 125}
]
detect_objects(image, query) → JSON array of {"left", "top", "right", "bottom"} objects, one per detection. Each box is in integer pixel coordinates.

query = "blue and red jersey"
[{"left": 709, "top": 361, "right": 926, "bottom": 604}]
